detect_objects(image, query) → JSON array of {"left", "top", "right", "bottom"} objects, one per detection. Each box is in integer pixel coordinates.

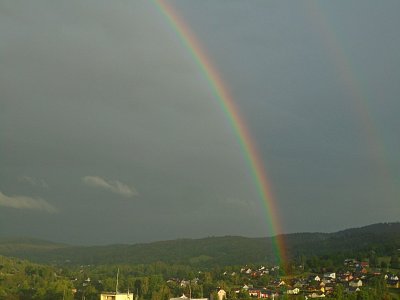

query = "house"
[
  {"left": 387, "top": 279, "right": 400, "bottom": 289},
  {"left": 390, "top": 275, "right": 399, "bottom": 281},
  {"left": 247, "top": 288, "right": 271, "bottom": 298},
  {"left": 373, "top": 271, "right": 381, "bottom": 276},
  {"left": 248, "top": 288, "right": 261, "bottom": 298},
  {"left": 261, "top": 289, "right": 274, "bottom": 298},
  {"left": 217, "top": 289, "right": 226, "bottom": 300},
  {"left": 278, "top": 280, "right": 286, "bottom": 286},
  {"left": 286, "top": 288, "right": 300, "bottom": 295},
  {"left": 251, "top": 271, "right": 262, "bottom": 278},
  {"left": 348, "top": 287, "right": 361, "bottom": 293},
  {"left": 324, "top": 285, "right": 334, "bottom": 294},
  {"left": 100, "top": 292, "right": 135, "bottom": 300},
  {"left": 349, "top": 280, "right": 362, "bottom": 288},
  {"left": 321, "top": 278, "right": 331, "bottom": 285},
  {"left": 323, "top": 273, "right": 336, "bottom": 280},
  {"left": 271, "top": 265, "right": 280, "bottom": 271},
  {"left": 171, "top": 295, "right": 208, "bottom": 300},
  {"left": 344, "top": 259, "right": 357, "bottom": 267},
  {"left": 319, "top": 283, "right": 325, "bottom": 294},
  {"left": 338, "top": 272, "right": 353, "bottom": 282},
  {"left": 167, "top": 278, "right": 179, "bottom": 284},
  {"left": 180, "top": 280, "right": 190, "bottom": 287},
  {"left": 293, "top": 281, "right": 305, "bottom": 289},
  {"left": 305, "top": 293, "right": 325, "bottom": 299}
]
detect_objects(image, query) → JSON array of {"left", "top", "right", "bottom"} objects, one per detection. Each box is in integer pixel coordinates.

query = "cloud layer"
[
  {"left": 0, "top": 1, "right": 399, "bottom": 245},
  {"left": 82, "top": 176, "right": 137, "bottom": 198},
  {"left": 0, "top": 191, "right": 57, "bottom": 213}
]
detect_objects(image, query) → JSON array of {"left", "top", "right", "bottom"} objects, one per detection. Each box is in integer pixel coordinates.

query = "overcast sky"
[{"left": 1, "top": 0, "right": 399, "bottom": 245}]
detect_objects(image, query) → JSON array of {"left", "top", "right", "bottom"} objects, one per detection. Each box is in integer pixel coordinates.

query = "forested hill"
[{"left": 0, "top": 222, "right": 399, "bottom": 266}]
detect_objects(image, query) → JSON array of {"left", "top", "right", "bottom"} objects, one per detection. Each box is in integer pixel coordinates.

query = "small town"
[
  {"left": 0, "top": 229, "right": 399, "bottom": 299},
  {"left": 96, "top": 258, "right": 400, "bottom": 300}
]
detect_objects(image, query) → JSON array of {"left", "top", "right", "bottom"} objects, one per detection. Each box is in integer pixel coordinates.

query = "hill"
[
  {"left": 0, "top": 222, "right": 399, "bottom": 266},
  {"left": 0, "top": 237, "right": 66, "bottom": 259}
]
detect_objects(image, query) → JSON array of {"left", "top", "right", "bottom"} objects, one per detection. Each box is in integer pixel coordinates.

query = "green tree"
[
  {"left": 333, "top": 284, "right": 344, "bottom": 300},
  {"left": 237, "top": 289, "right": 250, "bottom": 300},
  {"left": 390, "top": 254, "right": 399, "bottom": 269},
  {"left": 142, "top": 277, "right": 150, "bottom": 297},
  {"left": 82, "top": 285, "right": 98, "bottom": 300},
  {"left": 368, "top": 252, "right": 378, "bottom": 268}
]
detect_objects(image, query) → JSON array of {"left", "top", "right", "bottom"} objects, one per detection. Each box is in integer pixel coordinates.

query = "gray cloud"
[
  {"left": 0, "top": 191, "right": 57, "bottom": 213},
  {"left": 82, "top": 176, "right": 138, "bottom": 198}
]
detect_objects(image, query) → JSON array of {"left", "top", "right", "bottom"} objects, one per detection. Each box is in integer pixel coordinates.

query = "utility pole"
[{"left": 116, "top": 268, "right": 120, "bottom": 294}]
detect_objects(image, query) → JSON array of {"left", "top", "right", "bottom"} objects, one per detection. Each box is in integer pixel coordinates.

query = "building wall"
[{"left": 100, "top": 293, "right": 135, "bottom": 300}]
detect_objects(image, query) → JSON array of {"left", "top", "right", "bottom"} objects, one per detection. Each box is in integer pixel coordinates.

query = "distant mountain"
[
  {"left": 0, "top": 222, "right": 399, "bottom": 266},
  {"left": 0, "top": 237, "right": 65, "bottom": 255}
]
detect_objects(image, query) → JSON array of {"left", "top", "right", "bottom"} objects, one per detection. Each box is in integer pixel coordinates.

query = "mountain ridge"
[{"left": 0, "top": 222, "right": 398, "bottom": 266}]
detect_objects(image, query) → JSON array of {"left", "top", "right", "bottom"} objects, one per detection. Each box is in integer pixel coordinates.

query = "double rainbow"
[
  {"left": 307, "top": 2, "right": 395, "bottom": 197},
  {"left": 153, "top": 0, "right": 286, "bottom": 265}
]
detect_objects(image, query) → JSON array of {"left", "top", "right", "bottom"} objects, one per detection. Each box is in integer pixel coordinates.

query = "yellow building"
[{"left": 100, "top": 292, "right": 135, "bottom": 300}]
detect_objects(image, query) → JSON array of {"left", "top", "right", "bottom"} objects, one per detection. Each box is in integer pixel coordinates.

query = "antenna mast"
[{"left": 116, "top": 268, "right": 120, "bottom": 294}]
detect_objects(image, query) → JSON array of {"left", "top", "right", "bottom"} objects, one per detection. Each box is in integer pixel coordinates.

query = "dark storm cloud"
[
  {"left": 166, "top": 0, "right": 400, "bottom": 232},
  {"left": 0, "top": 0, "right": 399, "bottom": 244},
  {"left": 0, "top": 0, "right": 260, "bottom": 244}
]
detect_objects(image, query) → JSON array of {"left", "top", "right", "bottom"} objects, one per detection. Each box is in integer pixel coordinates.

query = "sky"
[{"left": 1, "top": 0, "right": 399, "bottom": 245}]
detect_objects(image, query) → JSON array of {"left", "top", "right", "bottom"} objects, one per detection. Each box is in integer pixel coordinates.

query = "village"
[{"left": 99, "top": 259, "right": 400, "bottom": 299}]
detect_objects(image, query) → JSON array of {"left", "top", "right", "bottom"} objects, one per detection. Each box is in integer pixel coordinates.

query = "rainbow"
[
  {"left": 153, "top": 0, "right": 287, "bottom": 266},
  {"left": 306, "top": 2, "right": 395, "bottom": 196}
]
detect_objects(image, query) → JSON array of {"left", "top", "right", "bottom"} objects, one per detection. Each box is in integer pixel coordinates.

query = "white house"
[
  {"left": 349, "top": 280, "right": 362, "bottom": 288},
  {"left": 180, "top": 280, "right": 190, "bottom": 287},
  {"left": 306, "top": 293, "right": 325, "bottom": 299},
  {"left": 324, "top": 273, "right": 336, "bottom": 280},
  {"left": 170, "top": 294, "right": 208, "bottom": 300}
]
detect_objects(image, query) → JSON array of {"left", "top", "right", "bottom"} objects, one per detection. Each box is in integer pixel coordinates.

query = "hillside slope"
[{"left": 0, "top": 222, "right": 398, "bottom": 266}]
